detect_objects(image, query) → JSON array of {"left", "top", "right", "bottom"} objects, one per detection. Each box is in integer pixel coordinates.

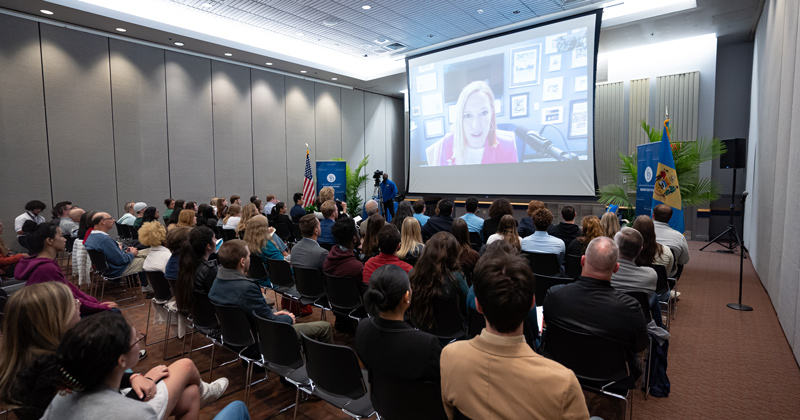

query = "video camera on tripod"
[{"left": 372, "top": 169, "right": 384, "bottom": 187}]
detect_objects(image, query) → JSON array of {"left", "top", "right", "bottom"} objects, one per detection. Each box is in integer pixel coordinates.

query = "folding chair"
[
  {"left": 417, "top": 298, "right": 466, "bottom": 346},
  {"left": 212, "top": 303, "right": 267, "bottom": 406},
  {"left": 265, "top": 258, "right": 299, "bottom": 303},
  {"left": 522, "top": 251, "right": 562, "bottom": 276},
  {"left": 86, "top": 250, "right": 140, "bottom": 305},
  {"left": 324, "top": 273, "right": 367, "bottom": 326},
  {"left": 142, "top": 271, "right": 176, "bottom": 350},
  {"left": 534, "top": 274, "right": 573, "bottom": 307},
  {"left": 221, "top": 229, "right": 237, "bottom": 241},
  {"left": 468, "top": 232, "right": 482, "bottom": 250},
  {"left": 293, "top": 267, "right": 330, "bottom": 319},
  {"left": 651, "top": 265, "right": 672, "bottom": 330},
  {"left": 369, "top": 374, "right": 447, "bottom": 420},
  {"left": 187, "top": 291, "right": 228, "bottom": 381},
  {"left": 565, "top": 254, "right": 582, "bottom": 279}
]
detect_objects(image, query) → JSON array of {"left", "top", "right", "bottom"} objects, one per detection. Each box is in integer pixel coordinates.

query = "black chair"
[
  {"left": 466, "top": 307, "right": 485, "bottom": 339},
  {"left": 0, "top": 295, "right": 7, "bottom": 323},
  {"left": 522, "top": 251, "right": 562, "bottom": 276},
  {"left": 290, "top": 223, "right": 303, "bottom": 243},
  {"left": 293, "top": 267, "right": 329, "bottom": 318},
  {"left": 420, "top": 298, "right": 466, "bottom": 346},
  {"left": 130, "top": 225, "right": 140, "bottom": 240},
  {"left": 542, "top": 323, "right": 634, "bottom": 417},
  {"left": 565, "top": 254, "right": 582, "bottom": 279},
  {"left": 301, "top": 334, "right": 376, "bottom": 419},
  {"left": 143, "top": 271, "right": 177, "bottom": 352},
  {"left": 274, "top": 223, "right": 293, "bottom": 243},
  {"left": 221, "top": 229, "right": 237, "bottom": 242},
  {"left": 318, "top": 242, "right": 334, "bottom": 251},
  {"left": 323, "top": 273, "right": 367, "bottom": 322},
  {"left": 468, "top": 232, "right": 482, "bottom": 251},
  {"left": 265, "top": 258, "right": 299, "bottom": 303},
  {"left": 370, "top": 374, "right": 447, "bottom": 420},
  {"left": 534, "top": 274, "right": 573, "bottom": 307},
  {"left": 116, "top": 222, "right": 131, "bottom": 239},
  {"left": 212, "top": 303, "right": 266, "bottom": 407},
  {"left": 625, "top": 291, "right": 653, "bottom": 324},
  {"left": 253, "top": 313, "right": 312, "bottom": 419},
  {"left": 86, "top": 249, "right": 139, "bottom": 303},
  {"left": 651, "top": 264, "right": 672, "bottom": 330},
  {"left": 187, "top": 291, "right": 226, "bottom": 381}
]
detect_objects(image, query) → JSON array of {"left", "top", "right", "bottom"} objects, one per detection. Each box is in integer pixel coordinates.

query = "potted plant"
[{"left": 332, "top": 156, "right": 370, "bottom": 218}]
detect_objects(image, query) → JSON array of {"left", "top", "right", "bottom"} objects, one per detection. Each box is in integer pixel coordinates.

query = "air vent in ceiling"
[{"left": 384, "top": 42, "right": 407, "bottom": 51}]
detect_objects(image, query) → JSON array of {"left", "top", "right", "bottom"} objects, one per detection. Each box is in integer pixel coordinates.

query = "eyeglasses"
[
  {"left": 129, "top": 331, "right": 146, "bottom": 350},
  {"left": 102, "top": 217, "right": 113, "bottom": 221}
]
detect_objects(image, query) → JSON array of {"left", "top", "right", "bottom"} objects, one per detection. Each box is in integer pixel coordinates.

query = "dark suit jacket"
[
  {"left": 290, "top": 238, "right": 329, "bottom": 270},
  {"left": 421, "top": 216, "right": 454, "bottom": 241},
  {"left": 481, "top": 217, "right": 502, "bottom": 240}
]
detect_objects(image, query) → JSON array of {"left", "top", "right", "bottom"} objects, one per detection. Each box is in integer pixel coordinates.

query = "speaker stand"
[
  {"left": 701, "top": 168, "right": 745, "bottom": 255},
  {"left": 727, "top": 191, "right": 752, "bottom": 312}
]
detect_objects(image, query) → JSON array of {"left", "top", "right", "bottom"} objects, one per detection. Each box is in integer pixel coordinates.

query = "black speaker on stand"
[{"left": 700, "top": 138, "right": 747, "bottom": 253}]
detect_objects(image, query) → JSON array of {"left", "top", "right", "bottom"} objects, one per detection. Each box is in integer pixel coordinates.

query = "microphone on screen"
[{"left": 514, "top": 125, "right": 579, "bottom": 162}]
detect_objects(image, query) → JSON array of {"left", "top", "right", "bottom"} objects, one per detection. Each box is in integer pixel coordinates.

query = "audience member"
[
  {"left": 441, "top": 251, "right": 589, "bottom": 419},
  {"left": 264, "top": 194, "right": 278, "bottom": 215},
  {"left": 360, "top": 200, "right": 380, "bottom": 236},
  {"left": 197, "top": 205, "right": 218, "bottom": 231},
  {"left": 63, "top": 207, "right": 84, "bottom": 238},
  {"left": 318, "top": 187, "right": 335, "bottom": 206},
  {"left": 544, "top": 237, "right": 649, "bottom": 388},
  {"left": 459, "top": 197, "right": 484, "bottom": 238},
  {"left": 16, "top": 223, "right": 117, "bottom": 315},
  {"left": 323, "top": 216, "right": 365, "bottom": 284},
  {"left": 244, "top": 215, "right": 288, "bottom": 271},
  {"left": 166, "top": 200, "right": 185, "bottom": 229},
  {"left": 481, "top": 198, "right": 512, "bottom": 239},
  {"left": 566, "top": 215, "right": 603, "bottom": 256},
  {"left": 15, "top": 200, "right": 47, "bottom": 235},
  {"left": 363, "top": 224, "right": 412, "bottom": 283},
  {"left": 0, "top": 219, "right": 28, "bottom": 278},
  {"left": 162, "top": 199, "right": 175, "bottom": 222},
  {"left": 653, "top": 204, "right": 690, "bottom": 267},
  {"left": 450, "top": 218, "right": 480, "bottom": 273},
  {"left": 355, "top": 265, "right": 442, "bottom": 384},
  {"left": 412, "top": 199, "right": 429, "bottom": 226},
  {"left": 269, "top": 202, "right": 293, "bottom": 228},
  {"left": 236, "top": 203, "right": 259, "bottom": 239},
  {"left": 118, "top": 202, "right": 137, "bottom": 226},
  {"left": 291, "top": 214, "right": 330, "bottom": 270},
  {"left": 520, "top": 208, "right": 566, "bottom": 266},
  {"left": 71, "top": 211, "right": 96, "bottom": 287},
  {"left": 229, "top": 195, "right": 241, "bottom": 206},
  {"left": 633, "top": 215, "right": 675, "bottom": 276},
  {"left": 421, "top": 199, "right": 455, "bottom": 241},
  {"left": 600, "top": 211, "right": 620, "bottom": 239},
  {"left": 547, "top": 205, "right": 581, "bottom": 247},
  {"left": 164, "top": 226, "right": 191, "bottom": 281},
  {"left": 185, "top": 201, "right": 198, "bottom": 212},
  {"left": 132, "top": 202, "right": 148, "bottom": 228},
  {"left": 249, "top": 195, "right": 259, "bottom": 204},
  {"left": 317, "top": 200, "right": 337, "bottom": 246},
  {"left": 379, "top": 173, "right": 398, "bottom": 221},
  {"left": 486, "top": 214, "right": 521, "bottom": 250},
  {"left": 49, "top": 201, "right": 71, "bottom": 224},
  {"left": 408, "top": 232, "right": 468, "bottom": 330},
  {"left": 84, "top": 213, "right": 152, "bottom": 294},
  {"left": 611, "top": 227, "right": 657, "bottom": 295},
  {"left": 142, "top": 206, "right": 159, "bottom": 224},
  {"left": 176, "top": 209, "right": 197, "bottom": 229},
  {"left": 139, "top": 222, "right": 171, "bottom": 274},
  {"left": 252, "top": 199, "right": 264, "bottom": 217},
  {"left": 290, "top": 193, "right": 306, "bottom": 223},
  {"left": 361, "top": 214, "right": 385, "bottom": 258},
  {"left": 222, "top": 204, "right": 242, "bottom": 231},
  {"left": 175, "top": 226, "right": 218, "bottom": 314},
  {"left": 397, "top": 217, "right": 424, "bottom": 266},
  {"left": 518, "top": 200, "right": 545, "bottom": 238},
  {"left": 209, "top": 240, "right": 333, "bottom": 343},
  {"left": 390, "top": 201, "right": 414, "bottom": 231}
]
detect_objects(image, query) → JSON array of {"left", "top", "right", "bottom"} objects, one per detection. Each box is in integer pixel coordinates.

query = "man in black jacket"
[
  {"left": 420, "top": 199, "right": 454, "bottom": 241},
  {"left": 547, "top": 205, "right": 581, "bottom": 247}
]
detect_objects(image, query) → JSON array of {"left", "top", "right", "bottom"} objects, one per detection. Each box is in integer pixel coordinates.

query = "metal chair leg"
[{"left": 162, "top": 311, "right": 172, "bottom": 360}]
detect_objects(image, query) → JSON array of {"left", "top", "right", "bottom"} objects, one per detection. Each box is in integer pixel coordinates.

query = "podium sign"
[
  {"left": 635, "top": 142, "right": 660, "bottom": 218},
  {"left": 316, "top": 161, "right": 346, "bottom": 202}
]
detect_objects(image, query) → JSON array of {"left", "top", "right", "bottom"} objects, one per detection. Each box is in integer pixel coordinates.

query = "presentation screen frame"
[{"left": 405, "top": 10, "right": 602, "bottom": 197}]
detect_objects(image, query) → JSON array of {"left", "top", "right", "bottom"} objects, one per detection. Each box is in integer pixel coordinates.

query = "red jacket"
[{"left": 363, "top": 253, "right": 413, "bottom": 284}]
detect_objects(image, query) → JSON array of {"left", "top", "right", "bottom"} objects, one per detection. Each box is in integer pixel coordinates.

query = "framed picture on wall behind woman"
[
  {"left": 510, "top": 44, "right": 542, "bottom": 88},
  {"left": 510, "top": 93, "right": 529, "bottom": 118}
]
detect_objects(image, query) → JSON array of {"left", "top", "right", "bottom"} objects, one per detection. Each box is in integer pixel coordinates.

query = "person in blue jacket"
[{"left": 380, "top": 173, "right": 398, "bottom": 221}]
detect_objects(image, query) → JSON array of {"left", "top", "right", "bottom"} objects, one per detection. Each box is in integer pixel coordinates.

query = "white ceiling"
[{"left": 0, "top": 0, "right": 762, "bottom": 97}]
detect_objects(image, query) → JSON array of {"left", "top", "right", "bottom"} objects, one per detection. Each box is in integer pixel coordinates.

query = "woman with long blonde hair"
[
  {"left": 397, "top": 217, "right": 424, "bottom": 266},
  {"left": 486, "top": 214, "right": 521, "bottom": 250},
  {"left": 600, "top": 212, "right": 620, "bottom": 239},
  {"left": 243, "top": 215, "right": 288, "bottom": 263},
  {"left": 236, "top": 203, "right": 259, "bottom": 239}
]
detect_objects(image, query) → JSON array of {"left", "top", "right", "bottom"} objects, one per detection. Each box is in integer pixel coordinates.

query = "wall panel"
[
  {"left": 212, "top": 61, "right": 253, "bottom": 199},
  {"left": 285, "top": 78, "right": 316, "bottom": 201},
  {"left": 364, "top": 92, "right": 387, "bottom": 203},
  {"left": 628, "top": 78, "right": 650, "bottom": 152},
  {"left": 385, "top": 97, "right": 405, "bottom": 194},
  {"left": 314, "top": 84, "right": 342, "bottom": 161},
  {"left": 595, "top": 81, "right": 625, "bottom": 189},
  {"left": 0, "top": 16, "right": 50, "bottom": 246},
  {"left": 341, "top": 89, "right": 366, "bottom": 202},
  {"left": 165, "top": 51, "right": 214, "bottom": 203},
  {"left": 109, "top": 39, "right": 170, "bottom": 216},
  {"left": 40, "top": 24, "right": 117, "bottom": 215},
  {"left": 252, "top": 70, "right": 288, "bottom": 201}
]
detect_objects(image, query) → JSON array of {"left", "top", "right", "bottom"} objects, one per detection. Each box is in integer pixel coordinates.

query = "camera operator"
[{"left": 379, "top": 172, "right": 398, "bottom": 221}]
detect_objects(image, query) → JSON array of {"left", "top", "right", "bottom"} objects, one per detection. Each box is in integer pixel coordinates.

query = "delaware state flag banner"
[{"left": 652, "top": 118, "right": 685, "bottom": 233}]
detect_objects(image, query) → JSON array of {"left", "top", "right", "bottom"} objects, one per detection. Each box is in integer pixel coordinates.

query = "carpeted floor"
[{"left": 6, "top": 240, "right": 800, "bottom": 419}]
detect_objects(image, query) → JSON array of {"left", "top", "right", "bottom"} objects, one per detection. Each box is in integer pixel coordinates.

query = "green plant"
[
  {"left": 332, "top": 155, "right": 370, "bottom": 218},
  {"left": 597, "top": 120, "right": 727, "bottom": 211}
]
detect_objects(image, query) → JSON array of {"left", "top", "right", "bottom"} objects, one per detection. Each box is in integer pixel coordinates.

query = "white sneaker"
[
  {"left": 200, "top": 377, "right": 229, "bottom": 407},
  {"left": 670, "top": 290, "right": 681, "bottom": 299}
]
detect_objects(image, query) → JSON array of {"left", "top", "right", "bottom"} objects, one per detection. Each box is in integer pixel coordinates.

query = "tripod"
[
  {"left": 372, "top": 181, "right": 384, "bottom": 215},
  {"left": 727, "top": 191, "right": 752, "bottom": 311},
  {"left": 700, "top": 168, "right": 746, "bottom": 254}
]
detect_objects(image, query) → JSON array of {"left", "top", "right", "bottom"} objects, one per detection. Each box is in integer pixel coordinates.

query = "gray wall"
[{"left": 0, "top": 14, "right": 403, "bottom": 246}]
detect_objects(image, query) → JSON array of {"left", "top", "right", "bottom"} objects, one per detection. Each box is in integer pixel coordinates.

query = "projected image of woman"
[{"left": 426, "top": 81, "right": 517, "bottom": 166}]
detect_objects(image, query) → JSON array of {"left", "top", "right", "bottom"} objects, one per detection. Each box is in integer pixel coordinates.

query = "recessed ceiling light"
[
  {"left": 362, "top": 5, "right": 371, "bottom": 10},
  {"left": 332, "top": 77, "right": 338, "bottom": 80},
  {"left": 297, "top": 32, "right": 304, "bottom": 37},
  {"left": 477, "top": 9, "right": 484, "bottom": 14},
  {"left": 174, "top": 42, "right": 184, "bottom": 46},
  {"left": 201, "top": 2, "right": 213, "bottom": 8},
  {"left": 266, "top": 62, "right": 273, "bottom": 65},
  {"left": 300, "top": 70, "right": 307, "bottom": 73},
  {"left": 40, "top": 10, "right": 54, "bottom": 15},
  {"left": 224, "top": 53, "right": 232, "bottom": 56},
  {"left": 116, "top": 28, "right": 127, "bottom": 32}
]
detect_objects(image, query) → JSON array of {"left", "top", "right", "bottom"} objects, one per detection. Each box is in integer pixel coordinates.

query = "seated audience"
[
  {"left": 71, "top": 211, "right": 96, "bottom": 287},
  {"left": 264, "top": 194, "right": 279, "bottom": 215},
  {"left": 390, "top": 201, "right": 415, "bottom": 231},
  {"left": 363, "top": 225, "right": 412, "bottom": 283},
  {"left": 481, "top": 198, "right": 512, "bottom": 239},
  {"left": 360, "top": 200, "right": 380, "bottom": 236},
  {"left": 290, "top": 193, "right": 306, "bottom": 223},
  {"left": 162, "top": 199, "right": 175, "bottom": 223},
  {"left": 421, "top": 199, "right": 455, "bottom": 241},
  {"left": 197, "top": 205, "right": 218, "bottom": 231},
  {"left": 633, "top": 215, "right": 675, "bottom": 277},
  {"left": 544, "top": 237, "right": 649, "bottom": 387},
  {"left": 459, "top": 197, "right": 484, "bottom": 238},
  {"left": 0, "top": 219, "right": 28, "bottom": 278},
  {"left": 412, "top": 199, "right": 429, "bottom": 226},
  {"left": 244, "top": 215, "right": 288, "bottom": 269},
  {"left": 355, "top": 265, "right": 442, "bottom": 384},
  {"left": 600, "top": 211, "right": 620, "bottom": 239},
  {"left": 611, "top": 227, "right": 658, "bottom": 295},
  {"left": 518, "top": 200, "right": 545, "bottom": 238},
  {"left": 185, "top": 201, "right": 198, "bottom": 212},
  {"left": 486, "top": 214, "right": 521, "bottom": 251},
  {"left": 653, "top": 203, "right": 690, "bottom": 267},
  {"left": 222, "top": 204, "right": 242, "bottom": 231},
  {"left": 520, "top": 208, "right": 566, "bottom": 266},
  {"left": 142, "top": 206, "right": 160, "bottom": 224},
  {"left": 50, "top": 201, "right": 73, "bottom": 225},
  {"left": 164, "top": 226, "right": 192, "bottom": 281},
  {"left": 53, "top": 202, "right": 78, "bottom": 238},
  {"left": 175, "top": 226, "right": 218, "bottom": 314},
  {"left": 269, "top": 202, "right": 293, "bottom": 229},
  {"left": 547, "top": 205, "right": 581, "bottom": 247},
  {"left": 441, "top": 251, "right": 589, "bottom": 419},
  {"left": 397, "top": 217, "right": 424, "bottom": 266},
  {"left": 450, "top": 218, "right": 480, "bottom": 273},
  {"left": 84, "top": 213, "right": 151, "bottom": 289},
  {"left": 236, "top": 203, "right": 259, "bottom": 239},
  {"left": 317, "top": 200, "right": 337, "bottom": 246},
  {"left": 408, "top": 232, "right": 468, "bottom": 330},
  {"left": 361, "top": 214, "right": 385, "bottom": 259},
  {"left": 16, "top": 223, "right": 117, "bottom": 315},
  {"left": 139, "top": 222, "right": 171, "bottom": 274},
  {"left": 209, "top": 240, "right": 333, "bottom": 342},
  {"left": 118, "top": 202, "right": 137, "bottom": 226},
  {"left": 133, "top": 202, "right": 148, "bottom": 228},
  {"left": 15, "top": 200, "right": 47, "bottom": 251},
  {"left": 566, "top": 215, "right": 603, "bottom": 256},
  {"left": 291, "top": 214, "right": 330, "bottom": 270},
  {"left": 38, "top": 312, "right": 229, "bottom": 420},
  {"left": 166, "top": 200, "right": 185, "bottom": 229},
  {"left": 323, "top": 216, "right": 365, "bottom": 284},
  {"left": 176, "top": 209, "right": 196, "bottom": 229},
  {"left": 64, "top": 207, "right": 84, "bottom": 239}
]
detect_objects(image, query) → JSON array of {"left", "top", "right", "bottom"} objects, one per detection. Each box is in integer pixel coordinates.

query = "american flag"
[{"left": 301, "top": 150, "right": 315, "bottom": 207}]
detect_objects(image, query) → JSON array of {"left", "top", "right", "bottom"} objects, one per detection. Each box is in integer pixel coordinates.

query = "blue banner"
[
  {"left": 316, "top": 161, "right": 346, "bottom": 202},
  {"left": 636, "top": 142, "right": 660, "bottom": 218}
]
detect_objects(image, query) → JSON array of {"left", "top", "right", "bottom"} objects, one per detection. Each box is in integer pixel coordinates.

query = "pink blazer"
[{"left": 426, "top": 130, "right": 518, "bottom": 166}]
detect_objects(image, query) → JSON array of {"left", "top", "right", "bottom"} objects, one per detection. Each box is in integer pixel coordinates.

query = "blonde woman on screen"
[{"left": 426, "top": 81, "right": 517, "bottom": 166}]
